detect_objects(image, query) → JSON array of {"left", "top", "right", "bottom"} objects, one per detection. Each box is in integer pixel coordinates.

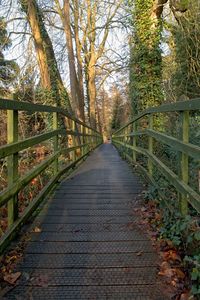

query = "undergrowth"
[{"left": 145, "top": 187, "right": 200, "bottom": 298}]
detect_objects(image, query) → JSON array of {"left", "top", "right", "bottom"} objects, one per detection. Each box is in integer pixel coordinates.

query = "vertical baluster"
[
  {"left": 53, "top": 111, "right": 59, "bottom": 174},
  {"left": 80, "top": 124, "right": 84, "bottom": 156},
  {"left": 180, "top": 110, "right": 189, "bottom": 215},
  {"left": 72, "top": 120, "right": 76, "bottom": 161},
  {"left": 132, "top": 122, "right": 137, "bottom": 163},
  {"left": 7, "top": 109, "right": 18, "bottom": 226},
  {"left": 148, "top": 114, "right": 153, "bottom": 178},
  {"left": 85, "top": 127, "right": 89, "bottom": 153}
]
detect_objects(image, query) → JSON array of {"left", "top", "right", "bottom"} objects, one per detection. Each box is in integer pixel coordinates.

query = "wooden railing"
[
  {"left": 112, "top": 99, "right": 200, "bottom": 215},
  {"left": 0, "top": 99, "right": 102, "bottom": 253}
]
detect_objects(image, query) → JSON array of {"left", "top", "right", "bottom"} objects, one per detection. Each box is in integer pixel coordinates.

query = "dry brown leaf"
[
  {"left": 3, "top": 272, "right": 21, "bottom": 285},
  {"left": 32, "top": 274, "right": 49, "bottom": 287},
  {"left": 179, "top": 291, "right": 191, "bottom": 300},
  {"left": 33, "top": 227, "right": 41, "bottom": 233},
  {"left": 158, "top": 268, "right": 174, "bottom": 278},
  {"left": 136, "top": 251, "right": 143, "bottom": 256},
  {"left": 162, "top": 250, "right": 181, "bottom": 262},
  {"left": 174, "top": 268, "right": 185, "bottom": 280}
]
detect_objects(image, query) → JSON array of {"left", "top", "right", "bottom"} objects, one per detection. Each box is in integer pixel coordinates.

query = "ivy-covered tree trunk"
[
  {"left": 20, "top": 0, "right": 71, "bottom": 110},
  {"left": 129, "top": 0, "right": 166, "bottom": 116},
  {"left": 170, "top": 0, "right": 200, "bottom": 99}
]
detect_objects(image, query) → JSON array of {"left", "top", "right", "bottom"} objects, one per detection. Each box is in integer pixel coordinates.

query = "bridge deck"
[{"left": 5, "top": 144, "right": 165, "bottom": 300}]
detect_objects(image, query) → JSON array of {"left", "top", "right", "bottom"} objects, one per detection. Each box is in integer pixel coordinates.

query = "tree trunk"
[
  {"left": 73, "top": 0, "right": 85, "bottom": 122},
  {"left": 88, "top": 55, "right": 97, "bottom": 129},
  {"left": 20, "top": 0, "right": 71, "bottom": 110},
  {"left": 55, "top": 0, "right": 85, "bottom": 121}
]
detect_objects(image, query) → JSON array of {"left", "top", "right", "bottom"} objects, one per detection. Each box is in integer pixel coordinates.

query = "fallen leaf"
[
  {"left": 162, "top": 250, "right": 181, "bottom": 263},
  {"left": 174, "top": 268, "right": 185, "bottom": 280},
  {"left": 32, "top": 274, "right": 49, "bottom": 287},
  {"left": 33, "top": 227, "right": 41, "bottom": 233},
  {"left": 158, "top": 268, "right": 174, "bottom": 278},
  {"left": 179, "top": 291, "right": 191, "bottom": 300},
  {"left": 3, "top": 272, "right": 21, "bottom": 284}
]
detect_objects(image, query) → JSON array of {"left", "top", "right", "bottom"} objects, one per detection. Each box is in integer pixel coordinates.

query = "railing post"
[
  {"left": 85, "top": 127, "right": 89, "bottom": 152},
  {"left": 132, "top": 122, "right": 137, "bottom": 163},
  {"left": 80, "top": 124, "right": 84, "bottom": 156},
  {"left": 53, "top": 111, "right": 59, "bottom": 174},
  {"left": 123, "top": 128, "right": 127, "bottom": 159},
  {"left": 148, "top": 114, "right": 153, "bottom": 178},
  {"left": 180, "top": 110, "right": 189, "bottom": 215},
  {"left": 7, "top": 109, "right": 18, "bottom": 226},
  {"left": 72, "top": 120, "right": 76, "bottom": 161}
]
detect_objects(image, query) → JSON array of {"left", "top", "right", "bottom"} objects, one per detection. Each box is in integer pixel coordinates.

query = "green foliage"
[
  {"left": 185, "top": 255, "right": 200, "bottom": 296},
  {"left": 0, "top": 18, "right": 19, "bottom": 96},
  {"left": 158, "top": 206, "right": 200, "bottom": 296},
  {"left": 129, "top": 0, "right": 164, "bottom": 116},
  {"left": 171, "top": 0, "right": 200, "bottom": 99}
]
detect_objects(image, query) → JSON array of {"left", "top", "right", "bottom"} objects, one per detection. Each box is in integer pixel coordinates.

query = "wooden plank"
[
  {"left": 146, "top": 129, "right": 200, "bottom": 160},
  {"left": 7, "top": 109, "right": 18, "bottom": 226},
  {"left": 53, "top": 112, "right": 59, "bottom": 174},
  {"left": 180, "top": 111, "right": 189, "bottom": 215},
  {"left": 0, "top": 129, "right": 65, "bottom": 159},
  {"left": 0, "top": 144, "right": 96, "bottom": 254},
  {"left": 0, "top": 99, "right": 100, "bottom": 134},
  {"left": 113, "top": 139, "right": 200, "bottom": 212},
  {"left": 148, "top": 115, "right": 153, "bottom": 177},
  {"left": 113, "top": 98, "right": 200, "bottom": 135},
  {"left": 0, "top": 152, "right": 60, "bottom": 207}
]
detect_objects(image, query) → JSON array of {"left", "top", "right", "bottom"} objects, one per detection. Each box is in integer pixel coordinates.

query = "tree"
[
  {"left": 0, "top": 17, "right": 18, "bottom": 97},
  {"left": 129, "top": 0, "right": 167, "bottom": 116},
  {"left": 170, "top": 0, "right": 200, "bottom": 99},
  {"left": 19, "top": 0, "right": 71, "bottom": 110},
  {"left": 54, "top": 0, "right": 85, "bottom": 121}
]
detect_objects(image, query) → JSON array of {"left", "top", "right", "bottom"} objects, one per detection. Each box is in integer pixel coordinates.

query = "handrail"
[
  {"left": 113, "top": 98, "right": 200, "bottom": 135},
  {"left": 0, "top": 98, "right": 102, "bottom": 253},
  {"left": 0, "top": 99, "right": 100, "bottom": 134},
  {"left": 112, "top": 98, "right": 200, "bottom": 214}
]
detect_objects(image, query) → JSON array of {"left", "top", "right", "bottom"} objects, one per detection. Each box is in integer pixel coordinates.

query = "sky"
[{"left": 1, "top": 0, "right": 129, "bottom": 95}]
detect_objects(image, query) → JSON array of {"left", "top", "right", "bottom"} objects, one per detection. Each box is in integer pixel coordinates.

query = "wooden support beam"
[{"left": 7, "top": 109, "right": 18, "bottom": 226}]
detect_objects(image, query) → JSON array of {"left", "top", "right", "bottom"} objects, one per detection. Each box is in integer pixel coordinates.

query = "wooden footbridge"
[{"left": 0, "top": 98, "right": 199, "bottom": 299}]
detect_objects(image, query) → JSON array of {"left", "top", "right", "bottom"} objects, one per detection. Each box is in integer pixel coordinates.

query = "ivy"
[{"left": 129, "top": 0, "right": 164, "bottom": 116}]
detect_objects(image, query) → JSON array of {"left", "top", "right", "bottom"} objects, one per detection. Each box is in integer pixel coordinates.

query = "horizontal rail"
[
  {"left": 112, "top": 98, "right": 200, "bottom": 215},
  {"left": 0, "top": 99, "right": 103, "bottom": 253},
  {"left": 0, "top": 129, "right": 65, "bottom": 159},
  {"left": 0, "top": 98, "right": 99, "bottom": 134},
  {"left": 114, "top": 98, "right": 200, "bottom": 134},
  {"left": 147, "top": 129, "right": 200, "bottom": 161},
  {"left": 0, "top": 152, "right": 60, "bottom": 207},
  {"left": 0, "top": 143, "right": 100, "bottom": 254},
  {"left": 113, "top": 139, "right": 200, "bottom": 212}
]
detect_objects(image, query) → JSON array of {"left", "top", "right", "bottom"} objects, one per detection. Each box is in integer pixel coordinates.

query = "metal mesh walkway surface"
[{"left": 4, "top": 143, "right": 166, "bottom": 300}]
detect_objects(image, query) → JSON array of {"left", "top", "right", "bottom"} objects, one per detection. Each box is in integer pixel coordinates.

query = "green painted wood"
[
  {"left": 0, "top": 152, "right": 60, "bottom": 208},
  {"left": 146, "top": 129, "right": 200, "bottom": 160},
  {"left": 7, "top": 109, "right": 18, "bottom": 226},
  {"left": 61, "top": 144, "right": 89, "bottom": 154},
  {"left": 0, "top": 98, "right": 101, "bottom": 135},
  {"left": 148, "top": 115, "right": 153, "bottom": 177},
  {"left": 53, "top": 112, "right": 59, "bottom": 174},
  {"left": 180, "top": 111, "right": 189, "bottom": 215},
  {"left": 0, "top": 98, "right": 102, "bottom": 253},
  {"left": 113, "top": 98, "right": 200, "bottom": 135},
  {"left": 0, "top": 128, "right": 100, "bottom": 160},
  {"left": 72, "top": 120, "right": 76, "bottom": 162},
  {"left": 113, "top": 139, "right": 200, "bottom": 213},
  {"left": 0, "top": 129, "right": 65, "bottom": 159},
  {"left": 0, "top": 142, "right": 101, "bottom": 254},
  {"left": 0, "top": 143, "right": 90, "bottom": 209}
]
